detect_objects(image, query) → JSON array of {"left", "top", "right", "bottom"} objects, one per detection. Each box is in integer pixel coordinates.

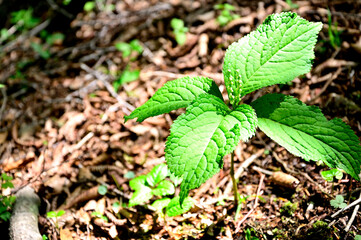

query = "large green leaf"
[
  {"left": 166, "top": 94, "right": 257, "bottom": 204},
  {"left": 223, "top": 12, "right": 322, "bottom": 106},
  {"left": 124, "top": 76, "right": 223, "bottom": 122},
  {"left": 251, "top": 93, "right": 361, "bottom": 180}
]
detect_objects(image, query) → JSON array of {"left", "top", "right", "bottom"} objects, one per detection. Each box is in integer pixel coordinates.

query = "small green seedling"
[
  {"left": 91, "top": 211, "right": 108, "bottom": 221},
  {"left": 97, "top": 184, "right": 108, "bottom": 195},
  {"left": 11, "top": 8, "right": 40, "bottom": 30},
  {"left": 115, "top": 39, "right": 143, "bottom": 59},
  {"left": 327, "top": 10, "right": 342, "bottom": 49},
  {"left": 280, "top": 201, "right": 298, "bottom": 216},
  {"left": 330, "top": 195, "right": 347, "bottom": 209},
  {"left": 129, "top": 163, "right": 193, "bottom": 216},
  {"left": 46, "top": 210, "right": 65, "bottom": 229},
  {"left": 113, "top": 67, "right": 140, "bottom": 92},
  {"left": 170, "top": 18, "right": 188, "bottom": 46},
  {"left": 244, "top": 228, "right": 261, "bottom": 240},
  {"left": 125, "top": 13, "right": 361, "bottom": 207},
  {"left": 31, "top": 42, "right": 51, "bottom": 59},
  {"left": 0, "top": 173, "right": 16, "bottom": 222},
  {"left": 321, "top": 169, "right": 343, "bottom": 182},
  {"left": 214, "top": 3, "right": 240, "bottom": 27},
  {"left": 84, "top": 1, "right": 96, "bottom": 12},
  {"left": 285, "top": 0, "right": 299, "bottom": 9}
]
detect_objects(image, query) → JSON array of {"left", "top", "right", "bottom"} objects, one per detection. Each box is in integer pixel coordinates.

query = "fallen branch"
[{"left": 9, "top": 186, "right": 42, "bottom": 240}]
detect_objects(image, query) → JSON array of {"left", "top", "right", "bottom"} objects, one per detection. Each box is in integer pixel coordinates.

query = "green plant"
[
  {"left": 84, "top": 1, "right": 96, "bottom": 12},
  {"left": 91, "top": 211, "right": 108, "bottom": 221},
  {"left": 355, "top": 235, "right": 361, "bottom": 240},
  {"left": 280, "top": 201, "right": 298, "bottom": 216},
  {"left": 115, "top": 39, "right": 143, "bottom": 59},
  {"left": 129, "top": 163, "right": 193, "bottom": 217},
  {"left": 31, "top": 42, "right": 51, "bottom": 59},
  {"left": 330, "top": 195, "right": 347, "bottom": 209},
  {"left": 46, "top": 210, "right": 65, "bottom": 228},
  {"left": 11, "top": 8, "right": 40, "bottom": 30},
  {"left": 125, "top": 12, "right": 361, "bottom": 207},
  {"left": 113, "top": 67, "right": 140, "bottom": 92},
  {"left": 170, "top": 18, "right": 188, "bottom": 46},
  {"left": 327, "top": 10, "right": 342, "bottom": 49},
  {"left": 214, "top": 3, "right": 240, "bottom": 27},
  {"left": 0, "top": 173, "right": 16, "bottom": 221},
  {"left": 98, "top": 185, "right": 108, "bottom": 195},
  {"left": 245, "top": 228, "right": 260, "bottom": 240},
  {"left": 285, "top": 0, "right": 299, "bottom": 9},
  {"left": 321, "top": 168, "right": 343, "bottom": 182}
]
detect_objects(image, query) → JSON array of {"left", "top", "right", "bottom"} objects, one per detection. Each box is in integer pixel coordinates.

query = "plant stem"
[{"left": 230, "top": 151, "right": 239, "bottom": 207}]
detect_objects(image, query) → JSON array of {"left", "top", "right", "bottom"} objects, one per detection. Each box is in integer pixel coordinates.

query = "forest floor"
[{"left": 1, "top": 0, "right": 361, "bottom": 239}]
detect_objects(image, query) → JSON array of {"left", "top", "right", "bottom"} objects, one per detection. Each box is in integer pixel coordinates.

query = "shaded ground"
[{"left": 1, "top": 0, "right": 361, "bottom": 239}]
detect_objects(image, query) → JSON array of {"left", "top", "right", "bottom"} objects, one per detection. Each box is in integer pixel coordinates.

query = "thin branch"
[
  {"left": 345, "top": 192, "right": 361, "bottom": 232},
  {"left": 80, "top": 63, "right": 135, "bottom": 114}
]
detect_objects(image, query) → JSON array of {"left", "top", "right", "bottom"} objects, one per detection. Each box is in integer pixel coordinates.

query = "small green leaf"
[
  {"left": 175, "top": 32, "right": 187, "bottom": 46},
  {"left": 251, "top": 93, "right": 361, "bottom": 180},
  {"left": 1, "top": 173, "right": 13, "bottom": 181},
  {"left": 146, "top": 163, "right": 168, "bottom": 187},
  {"left": 31, "top": 42, "right": 50, "bottom": 59},
  {"left": 330, "top": 195, "right": 347, "bottom": 209},
  {"left": 84, "top": 1, "right": 95, "bottom": 11},
  {"left": 46, "top": 33, "right": 65, "bottom": 45},
  {"left": 171, "top": 18, "right": 184, "bottom": 30},
  {"left": 56, "top": 210, "right": 65, "bottom": 217},
  {"left": 115, "top": 42, "right": 132, "bottom": 57},
  {"left": 166, "top": 94, "right": 257, "bottom": 204},
  {"left": 151, "top": 180, "right": 175, "bottom": 196},
  {"left": 129, "top": 175, "right": 147, "bottom": 191},
  {"left": 118, "top": 69, "right": 140, "bottom": 85},
  {"left": 124, "top": 171, "right": 135, "bottom": 179},
  {"left": 151, "top": 198, "right": 171, "bottom": 214},
  {"left": 0, "top": 84, "right": 5, "bottom": 89},
  {"left": 125, "top": 76, "right": 223, "bottom": 123},
  {"left": 223, "top": 12, "right": 322, "bottom": 105},
  {"left": 46, "top": 211, "right": 58, "bottom": 218},
  {"left": 129, "top": 39, "right": 143, "bottom": 54},
  {"left": 98, "top": 185, "right": 108, "bottom": 195},
  {"left": 166, "top": 196, "right": 193, "bottom": 217},
  {"left": 321, "top": 169, "right": 343, "bottom": 182},
  {"left": 0, "top": 211, "right": 11, "bottom": 221},
  {"left": 129, "top": 185, "right": 153, "bottom": 207},
  {"left": 355, "top": 235, "right": 361, "bottom": 240}
]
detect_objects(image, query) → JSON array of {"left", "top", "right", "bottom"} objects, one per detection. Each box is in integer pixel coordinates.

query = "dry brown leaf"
[{"left": 60, "top": 228, "right": 73, "bottom": 240}]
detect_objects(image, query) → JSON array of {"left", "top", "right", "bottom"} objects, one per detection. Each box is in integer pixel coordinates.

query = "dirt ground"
[{"left": 1, "top": 0, "right": 361, "bottom": 239}]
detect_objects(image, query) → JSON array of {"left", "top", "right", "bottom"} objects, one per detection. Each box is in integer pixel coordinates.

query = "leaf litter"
[{"left": 0, "top": 0, "right": 361, "bottom": 239}]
